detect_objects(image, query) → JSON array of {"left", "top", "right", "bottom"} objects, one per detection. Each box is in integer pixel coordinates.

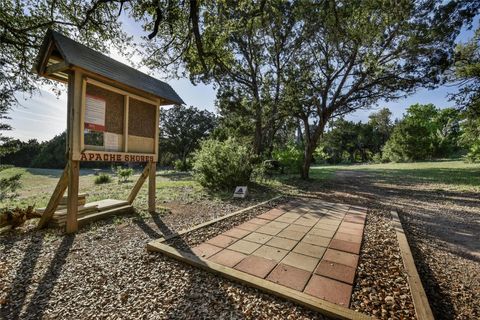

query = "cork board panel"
[
  {"left": 86, "top": 83, "right": 124, "bottom": 134},
  {"left": 128, "top": 98, "right": 156, "bottom": 138},
  {"left": 128, "top": 135, "right": 155, "bottom": 154}
]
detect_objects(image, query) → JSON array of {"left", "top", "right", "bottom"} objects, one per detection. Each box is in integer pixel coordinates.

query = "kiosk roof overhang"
[{"left": 34, "top": 29, "right": 185, "bottom": 106}]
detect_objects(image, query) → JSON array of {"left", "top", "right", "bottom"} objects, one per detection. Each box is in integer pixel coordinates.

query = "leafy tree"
[
  {"left": 160, "top": 106, "right": 216, "bottom": 169},
  {"left": 284, "top": 1, "right": 473, "bottom": 178},
  {"left": 30, "top": 132, "right": 67, "bottom": 168},
  {"left": 0, "top": 139, "right": 42, "bottom": 167},
  {"left": 368, "top": 108, "right": 394, "bottom": 155}
]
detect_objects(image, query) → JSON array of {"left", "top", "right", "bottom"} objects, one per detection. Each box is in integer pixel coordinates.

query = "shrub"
[
  {"left": 192, "top": 137, "right": 253, "bottom": 190},
  {"left": 94, "top": 173, "right": 112, "bottom": 184},
  {"left": 465, "top": 140, "right": 480, "bottom": 163},
  {"left": 116, "top": 167, "right": 134, "bottom": 183},
  {"left": 272, "top": 144, "right": 303, "bottom": 173},
  {"left": 173, "top": 159, "right": 192, "bottom": 172}
]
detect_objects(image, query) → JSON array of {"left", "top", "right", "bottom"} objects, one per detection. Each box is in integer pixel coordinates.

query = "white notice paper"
[
  {"left": 104, "top": 132, "right": 122, "bottom": 152},
  {"left": 85, "top": 95, "right": 106, "bottom": 131}
]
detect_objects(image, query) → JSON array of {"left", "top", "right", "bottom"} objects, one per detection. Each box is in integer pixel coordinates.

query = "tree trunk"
[{"left": 301, "top": 143, "right": 315, "bottom": 180}]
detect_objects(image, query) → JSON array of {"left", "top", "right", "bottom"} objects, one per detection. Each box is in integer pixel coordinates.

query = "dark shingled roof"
[{"left": 36, "top": 30, "right": 184, "bottom": 105}]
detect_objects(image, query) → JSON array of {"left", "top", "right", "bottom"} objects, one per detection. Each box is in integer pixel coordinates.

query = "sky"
[{"left": 6, "top": 15, "right": 478, "bottom": 142}]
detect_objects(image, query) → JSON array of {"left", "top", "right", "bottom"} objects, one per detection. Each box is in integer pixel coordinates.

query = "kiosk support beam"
[
  {"left": 66, "top": 160, "right": 79, "bottom": 233},
  {"left": 148, "top": 162, "right": 156, "bottom": 213},
  {"left": 37, "top": 165, "right": 69, "bottom": 228},
  {"left": 128, "top": 164, "right": 150, "bottom": 204}
]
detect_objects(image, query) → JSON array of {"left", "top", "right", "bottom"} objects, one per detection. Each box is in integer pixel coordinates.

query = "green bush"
[
  {"left": 116, "top": 167, "right": 133, "bottom": 183},
  {"left": 173, "top": 159, "right": 192, "bottom": 172},
  {"left": 272, "top": 144, "right": 303, "bottom": 173},
  {"left": 465, "top": 140, "right": 480, "bottom": 163},
  {"left": 192, "top": 137, "right": 253, "bottom": 190},
  {"left": 94, "top": 173, "right": 112, "bottom": 184}
]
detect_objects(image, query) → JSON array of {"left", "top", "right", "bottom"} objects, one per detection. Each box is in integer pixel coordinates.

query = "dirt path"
[{"left": 320, "top": 170, "right": 480, "bottom": 319}]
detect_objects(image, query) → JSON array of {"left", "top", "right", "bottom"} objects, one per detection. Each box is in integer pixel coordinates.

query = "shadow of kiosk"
[{"left": 33, "top": 30, "right": 184, "bottom": 233}]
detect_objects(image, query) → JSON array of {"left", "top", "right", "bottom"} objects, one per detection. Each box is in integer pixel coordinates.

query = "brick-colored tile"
[
  {"left": 266, "top": 237, "right": 298, "bottom": 251},
  {"left": 313, "top": 223, "right": 339, "bottom": 231},
  {"left": 315, "top": 260, "right": 356, "bottom": 284},
  {"left": 343, "top": 215, "right": 366, "bottom": 224},
  {"left": 304, "top": 275, "right": 352, "bottom": 307},
  {"left": 257, "top": 208, "right": 285, "bottom": 220},
  {"left": 329, "top": 239, "right": 361, "bottom": 254},
  {"left": 333, "top": 232, "right": 362, "bottom": 244},
  {"left": 337, "top": 226, "right": 363, "bottom": 236},
  {"left": 223, "top": 228, "right": 251, "bottom": 239},
  {"left": 256, "top": 225, "right": 282, "bottom": 236},
  {"left": 266, "top": 263, "right": 311, "bottom": 291},
  {"left": 191, "top": 243, "right": 223, "bottom": 259},
  {"left": 206, "top": 234, "right": 237, "bottom": 248},
  {"left": 308, "top": 228, "right": 336, "bottom": 238},
  {"left": 236, "top": 222, "right": 261, "bottom": 232},
  {"left": 252, "top": 245, "right": 288, "bottom": 262},
  {"left": 285, "top": 224, "right": 311, "bottom": 233},
  {"left": 228, "top": 239, "right": 262, "bottom": 254},
  {"left": 281, "top": 212, "right": 302, "bottom": 219},
  {"left": 234, "top": 255, "right": 277, "bottom": 278},
  {"left": 249, "top": 218, "right": 270, "bottom": 225},
  {"left": 293, "top": 242, "right": 326, "bottom": 259},
  {"left": 243, "top": 232, "right": 273, "bottom": 244},
  {"left": 294, "top": 217, "right": 318, "bottom": 227},
  {"left": 340, "top": 222, "right": 364, "bottom": 230},
  {"left": 316, "top": 218, "right": 341, "bottom": 227},
  {"left": 277, "top": 229, "right": 305, "bottom": 240},
  {"left": 302, "top": 234, "right": 331, "bottom": 247},
  {"left": 209, "top": 249, "right": 247, "bottom": 267},
  {"left": 281, "top": 252, "right": 319, "bottom": 272},
  {"left": 323, "top": 249, "right": 359, "bottom": 268}
]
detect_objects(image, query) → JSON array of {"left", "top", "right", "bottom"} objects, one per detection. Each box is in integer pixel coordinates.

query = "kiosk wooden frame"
[{"left": 34, "top": 30, "right": 184, "bottom": 233}]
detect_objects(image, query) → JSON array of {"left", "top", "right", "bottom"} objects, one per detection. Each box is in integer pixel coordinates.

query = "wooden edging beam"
[
  {"left": 149, "top": 195, "right": 283, "bottom": 245},
  {"left": 390, "top": 211, "right": 435, "bottom": 320},
  {"left": 147, "top": 242, "right": 371, "bottom": 320},
  {"left": 37, "top": 165, "right": 69, "bottom": 228}
]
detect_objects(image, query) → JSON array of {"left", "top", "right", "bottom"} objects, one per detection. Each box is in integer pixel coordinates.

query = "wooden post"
[
  {"left": 66, "top": 160, "right": 79, "bottom": 233},
  {"left": 37, "top": 164, "right": 69, "bottom": 228},
  {"left": 127, "top": 164, "right": 150, "bottom": 204},
  {"left": 148, "top": 162, "right": 156, "bottom": 213}
]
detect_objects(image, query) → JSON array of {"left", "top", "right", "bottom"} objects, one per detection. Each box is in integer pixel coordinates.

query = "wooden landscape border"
[
  {"left": 147, "top": 196, "right": 372, "bottom": 320},
  {"left": 390, "top": 211, "right": 435, "bottom": 320}
]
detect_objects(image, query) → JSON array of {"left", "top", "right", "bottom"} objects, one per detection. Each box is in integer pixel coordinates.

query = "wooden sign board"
[{"left": 71, "top": 77, "right": 160, "bottom": 162}]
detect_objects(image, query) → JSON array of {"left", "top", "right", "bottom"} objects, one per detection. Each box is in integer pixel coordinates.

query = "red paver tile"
[
  {"left": 323, "top": 249, "right": 359, "bottom": 268},
  {"left": 243, "top": 232, "right": 273, "bottom": 244},
  {"left": 316, "top": 218, "right": 341, "bottom": 227},
  {"left": 223, "top": 228, "right": 251, "bottom": 239},
  {"left": 266, "top": 221, "right": 289, "bottom": 230},
  {"left": 315, "top": 260, "right": 356, "bottom": 284},
  {"left": 293, "top": 242, "right": 326, "bottom": 259},
  {"left": 228, "top": 239, "right": 262, "bottom": 254},
  {"left": 266, "top": 263, "right": 312, "bottom": 291},
  {"left": 333, "top": 232, "right": 362, "bottom": 244},
  {"left": 302, "top": 234, "right": 331, "bottom": 247},
  {"left": 266, "top": 237, "right": 298, "bottom": 250},
  {"left": 252, "top": 245, "right": 289, "bottom": 261},
  {"left": 337, "top": 226, "right": 363, "bottom": 236},
  {"left": 257, "top": 208, "right": 285, "bottom": 220},
  {"left": 209, "top": 249, "right": 247, "bottom": 267},
  {"left": 249, "top": 218, "right": 270, "bottom": 225},
  {"left": 313, "top": 223, "right": 339, "bottom": 232},
  {"left": 237, "top": 222, "right": 261, "bottom": 232},
  {"left": 343, "top": 215, "right": 366, "bottom": 224},
  {"left": 340, "top": 222, "right": 364, "bottom": 230},
  {"left": 277, "top": 229, "right": 305, "bottom": 240},
  {"left": 304, "top": 275, "right": 352, "bottom": 307},
  {"left": 234, "top": 255, "right": 277, "bottom": 278},
  {"left": 275, "top": 215, "right": 298, "bottom": 223},
  {"left": 329, "top": 239, "right": 361, "bottom": 254},
  {"left": 282, "top": 212, "right": 302, "bottom": 219},
  {"left": 206, "top": 234, "right": 237, "bottom": 248},
  {"left": 191, "top": 243, "right": 222, "bottom": 259},
  {"left": 285, "top": 224, "right": 310, "bottom": 233},
  {"left": 256, "top": 225, "right": 282, "bottom": 236}
]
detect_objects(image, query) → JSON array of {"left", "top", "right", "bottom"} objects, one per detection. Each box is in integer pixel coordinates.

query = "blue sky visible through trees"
[{"left": 6, "top": 15, "right": 478, "bottom": 142}]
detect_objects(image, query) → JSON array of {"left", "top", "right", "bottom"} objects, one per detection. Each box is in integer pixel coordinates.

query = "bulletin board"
[{"left": 77, "top": 77, "right": 160, "bottom": 162}]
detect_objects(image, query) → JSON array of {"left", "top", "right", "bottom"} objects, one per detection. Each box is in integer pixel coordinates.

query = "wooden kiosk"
[{"left": 33, "top": 30, "right": 184, "bottom": 233}]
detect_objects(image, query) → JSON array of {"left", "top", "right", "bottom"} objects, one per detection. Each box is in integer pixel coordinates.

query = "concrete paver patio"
[{"left": 191, "top": 199, "right": 367, "bottom": 307}]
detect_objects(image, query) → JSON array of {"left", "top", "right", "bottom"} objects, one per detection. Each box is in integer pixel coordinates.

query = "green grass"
[{"left": 310, "top": 160, "right": 480, "bottom": 192}]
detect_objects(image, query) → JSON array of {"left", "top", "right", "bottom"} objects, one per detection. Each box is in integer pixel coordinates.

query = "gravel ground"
[
  {"left": 1, "top": 198, "right": 328, "bottom": 320},
  {"left": 351, "top": 210, "right": 415, "bottom": 319}
]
